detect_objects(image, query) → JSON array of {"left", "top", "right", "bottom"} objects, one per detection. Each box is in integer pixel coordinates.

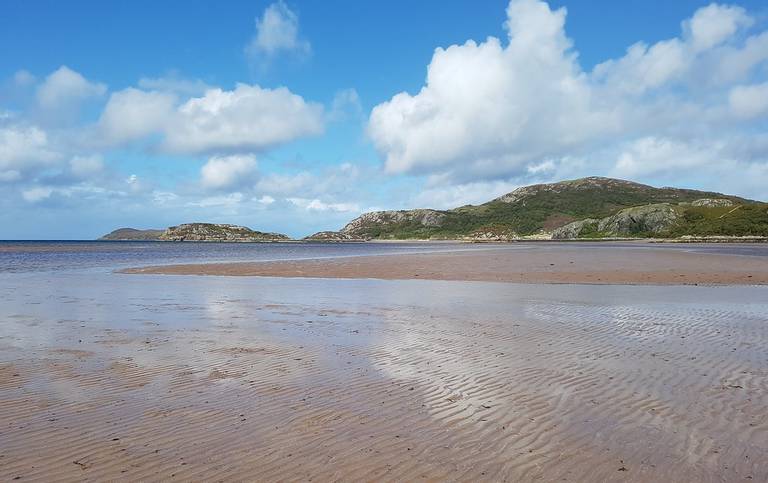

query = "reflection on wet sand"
[{"left": 1, "top": 273, "right": 767, "bottom": 481}]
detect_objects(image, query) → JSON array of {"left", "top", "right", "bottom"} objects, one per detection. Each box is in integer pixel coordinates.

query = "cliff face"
[{"left": 159, "top": 223, "right": 290, "bottom": 242}]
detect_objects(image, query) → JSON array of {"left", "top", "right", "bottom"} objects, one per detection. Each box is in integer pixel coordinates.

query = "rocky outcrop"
[
  {"left": 158, "top": 223, "right": 290, "bottom": 242},
  {"left": 303, "top": 231, "right": 367, "bottom": 242},
  {"left": 99, "top": 228, "right": 164, "bottom": 241},
  {"left": 552, "top": 204, "right": 681, "bottom": 239},
  {"left": 340, "top": 209, "right": 447, "bottom": 237},
  {"left": 550, "top": 219, "right": 600, "bottom": 240},
  {"left": 691, "top": 198, "right": 735, "bottom": 208}
]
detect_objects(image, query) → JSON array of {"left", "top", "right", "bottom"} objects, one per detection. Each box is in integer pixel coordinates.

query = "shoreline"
[{"left": 121, "top": 242, "right": 768, "bottom": 285}]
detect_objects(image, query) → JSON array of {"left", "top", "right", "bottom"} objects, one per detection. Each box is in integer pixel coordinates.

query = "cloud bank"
[{"left": 368, "top": 0, "right": 768, "bottom": 202}]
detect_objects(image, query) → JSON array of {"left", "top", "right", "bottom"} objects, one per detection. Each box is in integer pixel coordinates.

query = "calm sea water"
[
  {"left": 0, "top": 240, "right": 766, "bottom": 274},
  {"left": 0, "top": 241, "right": 489, "bottom": 274}
]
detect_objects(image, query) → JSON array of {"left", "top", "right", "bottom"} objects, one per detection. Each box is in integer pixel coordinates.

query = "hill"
[
  {"left": 99, "top": 223, "right": 290, "bottom": 242},
  {"left": 333, "top": 177, "right": 765, "bottom": 240},
  {"left": 99, "top": 228, "right": 164, "bottom": 241}
]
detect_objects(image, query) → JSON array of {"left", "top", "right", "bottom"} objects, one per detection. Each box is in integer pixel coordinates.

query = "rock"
[
  {"left": 159, "top": 223, "right": 290, "bottom": 242},
  {"left": 598, "top": 204, "right": 680, "bottom": 235},
  {"left": 551, "top": 219, "right": 599, "bottom": 240},
  {"left": 691, "top": 198, "right": 735, "bottom": 207},
  {"left": 303, "top": 231, "right": 367, "bottom": 242},
  {"left": 340, "top": 209, "right": 447, "bottom": 237},
  {"left": 552, "top": 204, "right": 680, "bottom": 239}
]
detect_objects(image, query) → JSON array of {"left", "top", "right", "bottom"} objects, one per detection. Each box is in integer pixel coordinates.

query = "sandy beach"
[
  {"left": 1, "top": 269, "right": 767, "bottom": 481},
  {"left": 2, "top": 243, "right": 768, "bottom": 481},
  {"left": 122, "top": 242, "right": 768, "bottom": 285}
]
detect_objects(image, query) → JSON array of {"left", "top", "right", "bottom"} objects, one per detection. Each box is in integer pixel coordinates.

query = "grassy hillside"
[
  {"left": 342, "top": 177, "right": 756, "bottom": 239},
  {"left": 664, "top": 204, "right": 768, "bottom": 237}
]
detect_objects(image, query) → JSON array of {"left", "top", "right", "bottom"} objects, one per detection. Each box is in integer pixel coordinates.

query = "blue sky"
[{"left": 1, "top": 0, "right": 767, "bottom": 239}]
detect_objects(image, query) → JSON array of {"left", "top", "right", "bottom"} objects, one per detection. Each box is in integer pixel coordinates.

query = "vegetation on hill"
[
  {"left": 338, "top": 177, "right": 762, "bottom": 240},
  {"left": 99, "top": 223, "right": 290, "bottom": 242},
  {"left": 99, "top": 228, "right": 164, "bottom": 241}
]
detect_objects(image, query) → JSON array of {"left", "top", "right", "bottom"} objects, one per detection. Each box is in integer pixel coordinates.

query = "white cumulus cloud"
[
  {"left": 36, "top": 66, "right": 106, "bottom": 110},
  {"left": 164, "top": 84, "right": 323, "bottom": 153},
  {"left": 729, "top": 82, "right": 768, "bottom": 119},
  {"left": 97, "top": 83, "right": 323, "bottom": 154},
  {"left": 98, "top": 88, "right": 177, "bottom": 144},
  {"left": 368, "top": 0, "right": 768, "bottom": 191},
  {"left": 0, "top": 124, "right": 59, "bottom": 176},
  {"left": 200, "top": 154, "right": 257, "bottom": 190}
]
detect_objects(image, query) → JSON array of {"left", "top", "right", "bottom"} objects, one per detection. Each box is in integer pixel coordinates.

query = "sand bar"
[{"left": 122, "top": 242, "right": 768, "bottom": 285}]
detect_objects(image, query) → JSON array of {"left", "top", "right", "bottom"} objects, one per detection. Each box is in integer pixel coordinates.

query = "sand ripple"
[{"left": 0, "top": 278, "right": 767, "bottom": 481}]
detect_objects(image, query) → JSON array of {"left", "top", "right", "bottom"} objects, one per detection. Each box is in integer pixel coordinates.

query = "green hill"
[{"left": 335, "top": 177, "right": 764, "bottom": 240}]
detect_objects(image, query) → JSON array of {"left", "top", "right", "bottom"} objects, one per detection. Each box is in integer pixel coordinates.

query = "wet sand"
[
  {"left": 1, "top": 274, "right": 767, "bottom": 481},
  {"left": 122, "top": 243, "right": 768, "bottom": 285}
]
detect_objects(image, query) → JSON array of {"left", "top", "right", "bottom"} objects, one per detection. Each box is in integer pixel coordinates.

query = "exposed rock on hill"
[
  {"left": 159, "top": 223, "right": 290, "bottom": 242},
  {"left": 303, "top": 231, "right": 367, "bottom": 242},
  {"left": 691, "top": 198, "right": 734, "bottom": 207},
  {"left": 552, "top": 204, "right": 681, "bottom": 239},
  {"left": 340, "top": 209, "right": 446, "bottom": 238},
  {"left": 100, "top": 223, "right": 290, "bottom": 242},
  {"left": 333, "top": 176, "right": 756, "bottom": 240}
]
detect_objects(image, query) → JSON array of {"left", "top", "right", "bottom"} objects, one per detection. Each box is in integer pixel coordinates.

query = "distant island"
[
  {"left": 319, "top": 176, "right": 768, "bottom": 241},
  {"left": 99, "top": 228, "right": 166, "bottom": 241},
  {"left": 101, "top": 177, "right": 768, "bottom": 242},
  {"left": 100, "top": 223, "right": 290, "bottom": 242}
]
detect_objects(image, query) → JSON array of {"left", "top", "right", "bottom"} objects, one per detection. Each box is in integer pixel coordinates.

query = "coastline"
[{"left": 121, "top": 242, "right": 768, "bottom": 285}]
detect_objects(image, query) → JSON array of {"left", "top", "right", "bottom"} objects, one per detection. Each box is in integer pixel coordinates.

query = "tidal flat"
[{"left": 1, "top": 242, "right": 767, "bottom": 481}]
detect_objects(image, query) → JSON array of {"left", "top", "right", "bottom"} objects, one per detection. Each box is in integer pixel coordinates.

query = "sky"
[{"left": 1, "top": 0, "right": 767, "bottom": 239}]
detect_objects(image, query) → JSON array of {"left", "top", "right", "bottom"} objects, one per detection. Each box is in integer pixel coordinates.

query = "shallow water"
[
  {"left": 1, "top": 240, "right": 766, "bottom": 274},
  {"left": 1, "top": 243, "right": 767, "bottom": 481},
  {"left": 0, "top": 240, "right": 495, "bottom": 274}
]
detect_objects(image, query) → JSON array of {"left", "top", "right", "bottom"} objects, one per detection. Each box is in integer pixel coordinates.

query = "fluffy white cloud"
[
  {"left": 612, "top": 137, "right": 717, "bottom": 179},
  {"left": 368, "top": 0, "right": 768, "bottom": 188},
  {"left": 98, "top": 88, "right": 177, "bottom": 144},
  {"left": 0, "top": 124, "right": 59, "bottom": 176},
  {"left": 729, "top": 82, "right": 768, "bottom": 119},
  {"left": 246, "top": 1, "right": 310, "bottom": 58},
  {"left": 97, "top": 83, "right": 323, "bottom": 153},
  {"left": 683, "top": 3, "right": 752, "bottom": 52},
  {"left": 36, "top": 66, "right": 106, "bottom": 110},
  {"left": 369, "top": 0, "right": 606, "bottom": 180},
  {"left": 164, "top": 84, "right": 323, "bottom": 153},
  {"left": 200, "top": 154, "right": 257, "bottom": 190}
]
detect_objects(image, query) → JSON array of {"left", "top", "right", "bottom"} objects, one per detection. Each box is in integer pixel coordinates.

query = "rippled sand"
[{"left": 1, "top": 273, "right": 766, "bottom": 481}]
